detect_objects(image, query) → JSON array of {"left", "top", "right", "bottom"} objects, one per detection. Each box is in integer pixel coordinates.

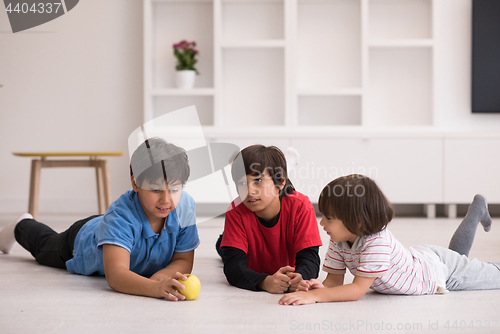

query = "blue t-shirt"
[{"left": 65, "top": 189, "right": 199, "bottom": 277}]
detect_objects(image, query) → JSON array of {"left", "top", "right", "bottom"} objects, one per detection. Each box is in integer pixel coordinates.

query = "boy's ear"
[
  {"left": 131, "top": 176, "right": 139, "bottom": 192},
  {"left": 278, "top": 177, "right": 286, "bottom": 190}
]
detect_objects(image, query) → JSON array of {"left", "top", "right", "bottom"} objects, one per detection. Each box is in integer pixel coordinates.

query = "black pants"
[
  {"left": 14, "top": 215, "right": 101, "bottom": 269},
  {"left": 215, "top": 233, "right": 224, "bottom": 258}
]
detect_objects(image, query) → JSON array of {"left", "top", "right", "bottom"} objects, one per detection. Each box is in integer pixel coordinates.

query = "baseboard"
[
  {"left": 198, "top": 203, "right": 500, "bottom": 218},
  {"left": 2, "top": 198, "right": 499, "bottom": 218}
]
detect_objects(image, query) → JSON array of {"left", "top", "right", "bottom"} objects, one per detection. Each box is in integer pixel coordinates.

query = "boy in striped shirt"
[{"left": 280, "top": 174, "right": 500, "bottom": 305}]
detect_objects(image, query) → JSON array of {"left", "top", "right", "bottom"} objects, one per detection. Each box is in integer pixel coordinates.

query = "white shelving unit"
[
  {"left": 144, "top": 0, "right": 435, "bottom": 129},
  {"left": 143, "top": 0, "right": 480, "bottom": 214}
]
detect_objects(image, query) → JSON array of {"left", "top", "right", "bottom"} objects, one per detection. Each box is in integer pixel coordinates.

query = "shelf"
[
  {"left": 221, "top": 48, "right": 285, "bottom": 127},
  {"left": 369, "top": 0, "right": 433, "bottom": 40},
  {"left": 297, "top": 88, "right": 363, "bottom": 96},
  {"left": 153, "top": 96, "right": 214, "bottom": 126},
  {"left": 297, "top": 0, "right": 362, "bottom": 90},
  {"left": 298, "top": 96, "right": 362, "bottom": 126},
  {"left": 151, "top": 88, "right": 215, "bottom": 96},
  {"left": 221, "top": 0, "right": 284, "bottom": 41},
  {"left": 369, "top": 39, "right": 433, "bottom": 48},
  {"left": 220, "top": 40, "right": 286, "bottom": 48}
]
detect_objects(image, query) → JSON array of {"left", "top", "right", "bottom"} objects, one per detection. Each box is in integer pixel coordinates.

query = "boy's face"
[
  {"left": 320, "top": 215, "right": 358, "bottom": 244},
  {"left": 132, "top": 177, "right": 183, "bottom": 226},
  {"left": 236, "top": 170, "right": 284, "bottom": 221}
]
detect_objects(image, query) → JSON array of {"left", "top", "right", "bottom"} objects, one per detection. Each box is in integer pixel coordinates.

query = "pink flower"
[
  {"left": 173, "top": 39, "right": 199, "bottom": 74},
  {"left": 173, "top": 40, "right": 197, "bottom": 50}
]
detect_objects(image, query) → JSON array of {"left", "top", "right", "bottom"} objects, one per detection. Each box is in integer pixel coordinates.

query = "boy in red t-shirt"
[{"left": 216, "top": 145, "right": 322, "bottom": 293}]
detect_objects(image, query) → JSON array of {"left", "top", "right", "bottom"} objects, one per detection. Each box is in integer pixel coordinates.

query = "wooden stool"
[{"left": 13, "top": 152, "right": 125, "bottom": 220}]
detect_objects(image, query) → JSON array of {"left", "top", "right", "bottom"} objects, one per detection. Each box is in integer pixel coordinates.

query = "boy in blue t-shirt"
[{"left": 0, "top": 138, "right": 199, "bottom": 301}]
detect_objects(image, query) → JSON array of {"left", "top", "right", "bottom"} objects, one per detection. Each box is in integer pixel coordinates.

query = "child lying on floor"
[
  {"left": 217, "top": 145, "right": 322, "bottom": 293},
  {"left": 0, "top": 138, "right": 199, "bottom": 301},
  {"left": 280, "top": 174, "right": 500, "bottom": 306}
]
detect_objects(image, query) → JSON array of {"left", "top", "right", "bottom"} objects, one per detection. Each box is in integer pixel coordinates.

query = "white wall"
[
  {"left": 0, "top": 0, "right": 143, "bottom": 214},
  {"left": 0, "top": 0, "right": 499, "bottom": 215}
]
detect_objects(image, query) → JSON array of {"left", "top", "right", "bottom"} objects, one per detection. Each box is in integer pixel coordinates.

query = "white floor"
[{"left": 1, "top": 213, "right": 500, "bottom": 334}]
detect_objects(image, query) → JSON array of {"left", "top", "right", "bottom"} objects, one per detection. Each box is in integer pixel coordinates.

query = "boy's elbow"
[
  {"left": 351, "top": 294, "right": 364, "bottom": 301},
  {"left": 105, "top": 274, "right": 119, "bottom": 291},
  {"left": 341, "top": 293, "right": 364, "bottom": 302},
  {"left": 339, "top": 283, "right": 369, "bottom": 301},
  {"left": 351, "top": 287, "right": 369, "bottom": 301},
  {"left": 104, "top": 267, "right": 123, "bottom": 292},
  {"left": 222, "top": 266, "right": 237, "bottom": 287}
]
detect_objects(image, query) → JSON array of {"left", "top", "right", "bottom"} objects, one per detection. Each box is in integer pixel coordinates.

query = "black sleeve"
[
  {"left": 294, "top": 246, "right": 320, "bottom": 280},
  {"left": 221, "top": 246, "right": 268, "bottom": 291}
]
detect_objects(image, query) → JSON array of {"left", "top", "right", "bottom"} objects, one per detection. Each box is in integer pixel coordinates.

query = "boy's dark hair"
[
  {"left": 318, "top": 174, "right": 394, "bottom": 236},
  {"left": 130, "top": 137, "right": 190, "bottom": 187},
  {"left": 231, "top": 144, "right": 294, "bottom": 200}
]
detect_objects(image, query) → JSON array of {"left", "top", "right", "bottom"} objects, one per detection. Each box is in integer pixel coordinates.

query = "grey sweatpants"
[{"left": 425, "top": 244, "right": 500, "bottom": 291}]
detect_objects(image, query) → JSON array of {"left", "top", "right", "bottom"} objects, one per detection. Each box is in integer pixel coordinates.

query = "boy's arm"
[
  {"left": 288, "top": 246, "right": 321, "bottom": 291},
  {"left": 294, "top": 246, "right": 320, "bottom": 279},
  {"left": 222, "top": 246, "right": 268, "bottom": 291},
  {"left": 297, "top": 272, "right": 344, "bottom": 291},
  {"left": 323, "top": 272, "right": 345, "bottom": 288},
  {"left": 288, "top": 200, "right": 322, "bottom": 291},
  {"left": 102, "top": 244, "right": 187, "bottom": 301},
  {"left": 223, "top": 246, "right": 294, "bottom": 294},
  {"left": 150, "top": 250, "right": 194, "bottom": 282},
  {"left": 279, "top": 275, "right": 375, "bottom": 306}
]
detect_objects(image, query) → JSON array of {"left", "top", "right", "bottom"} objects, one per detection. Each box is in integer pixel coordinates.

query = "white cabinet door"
[
  {"left": 444, "top": 139, "right": 500, "bottom": 203},
  {"left": 368, "top": 138, "right": 443, "bottom": 204},
  {"left": 290, "top": 138, "right": 443, "bottom": 204}
]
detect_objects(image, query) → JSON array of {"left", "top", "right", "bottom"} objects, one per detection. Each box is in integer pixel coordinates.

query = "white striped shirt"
[{"left": 323, "top": 228, "right": 447, "bottom": 295}]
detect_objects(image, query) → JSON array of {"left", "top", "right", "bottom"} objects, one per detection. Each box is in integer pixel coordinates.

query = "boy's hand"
[
  {"left": 286, "top": 272, "right": 303, "bottom": 292},
  {"left": 150, "top": 271, "right": 169, "bottom": 282},
  {"left": 279, "top": 291, "right": 317, "bottom": 306},
  {"left": 259, "top": 266, "right": 295, "bottom": 294},
  {"left": 297, "top": 280, "right": 310, "bottom": 291},
  {"left": 155, "top": 272, "right": 188, "bottom": 301},
  {"left": 300, "top": 278, "right": 324, "bottom": 291}
]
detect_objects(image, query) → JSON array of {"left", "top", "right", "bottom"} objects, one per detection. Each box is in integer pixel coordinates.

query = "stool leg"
[
  {"left": 95, "top": 162, "right": 105, "bottom": 214},
  {"left": 28, "top": 159, "right": 41, "bottom": 220},
  {"left": 101, "top": 160, "right": 111, "bottom": 212}
]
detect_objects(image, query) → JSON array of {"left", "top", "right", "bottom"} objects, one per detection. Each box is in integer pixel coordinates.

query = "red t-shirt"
[{"left": 220, "top": 191, "right": 322, "bottom": 275}]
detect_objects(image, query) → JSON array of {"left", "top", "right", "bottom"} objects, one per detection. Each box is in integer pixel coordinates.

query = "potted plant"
[{"left": 173, "top": 40, "right": 199, "bottom": 89}]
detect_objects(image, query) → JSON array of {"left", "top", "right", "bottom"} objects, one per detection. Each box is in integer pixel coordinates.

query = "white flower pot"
[{"left": 175, "top": 70, "right": 196, "bottom": 89}]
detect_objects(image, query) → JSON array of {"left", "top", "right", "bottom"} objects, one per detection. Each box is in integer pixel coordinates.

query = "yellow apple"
[{"left": 176, "top": 274, "right": 201, "bottom": 300}]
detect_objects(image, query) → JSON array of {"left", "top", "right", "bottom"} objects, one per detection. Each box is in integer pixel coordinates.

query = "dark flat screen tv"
[{"left": 472, "top": 0, "right": 500, "bottom": 113}]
